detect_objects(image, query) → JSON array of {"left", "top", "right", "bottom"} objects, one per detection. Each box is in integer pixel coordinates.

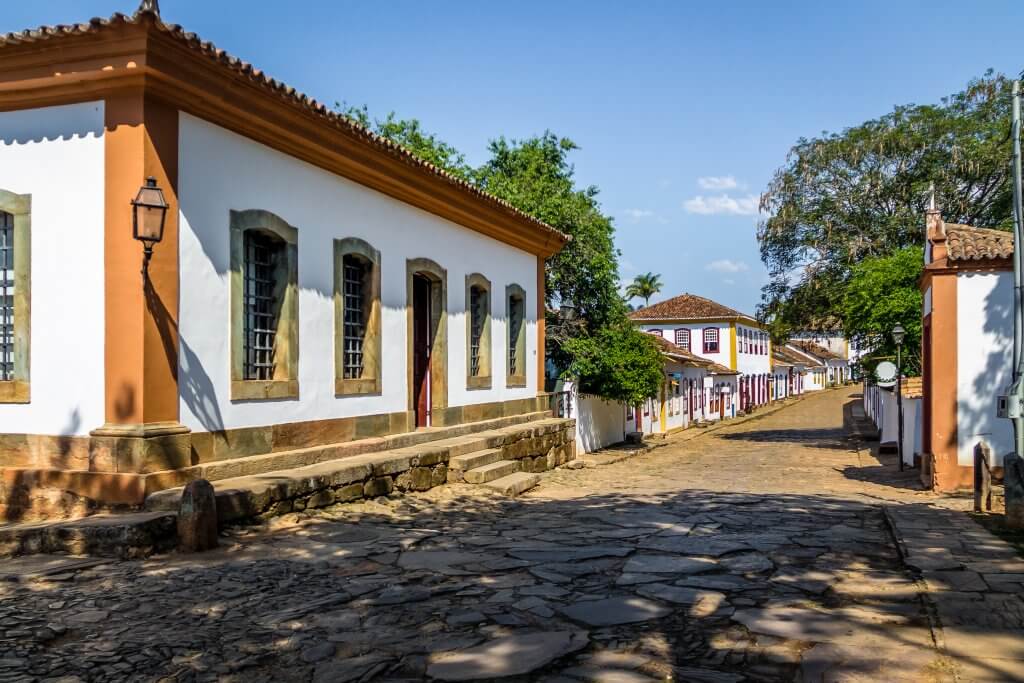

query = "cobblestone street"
[{"left": 1, "top": 387, "right": 1019, "bottom": 682}]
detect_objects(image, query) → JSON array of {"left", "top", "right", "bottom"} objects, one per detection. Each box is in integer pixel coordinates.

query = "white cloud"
[
  {"left": 705, "top": 259, "right": 750, "bottom": 274},
  {"left": 697, "top": 175, "right": 739, "bottom": 190},
  {"left": 683, "top": 193, "right": 760, "bottom": 216},
  {"left": 622, "top": 208, "right": 654, "bottom": 221},
  {"left": 723, "top": 278, "right": 736, "bottom": 285}
]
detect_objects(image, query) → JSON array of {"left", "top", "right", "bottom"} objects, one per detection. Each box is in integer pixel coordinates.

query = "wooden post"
[{"left": 974, "top": 442, "right": 992, "bottom": 512}]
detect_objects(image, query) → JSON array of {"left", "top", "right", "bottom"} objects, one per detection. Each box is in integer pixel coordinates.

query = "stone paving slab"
[{"left": 0, "top": 387, "right": 966, "bottom": 681}]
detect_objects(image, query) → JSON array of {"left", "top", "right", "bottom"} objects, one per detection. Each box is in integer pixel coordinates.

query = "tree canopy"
[
  {"left": 758, "top": 71, "right": 1018, "bottom": 348},
  {"left": 840, "top": 246, "right": 924, "bottom": 374},
  {"left": 336, "top": 106, "right": 664, "bottom": 402}
]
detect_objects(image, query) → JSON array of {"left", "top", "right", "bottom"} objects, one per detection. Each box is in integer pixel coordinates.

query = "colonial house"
[
  {"left": 783, "top": 343, "right": 829, "bottom": 391},
  {"left": 790, "top": 340, "right": 851, "bottom": 386},
  {"left": 631, "top": 293, "right": 772, "bottom": 414},
  {"left": 920, "top": 204, "right": 1014, "bottom": 491},
  {"left": 0, "top": 6, "right": 572, "bottom": 520},
  {"left": 771, "top": 345, "right": 809, "bottom": 400}
]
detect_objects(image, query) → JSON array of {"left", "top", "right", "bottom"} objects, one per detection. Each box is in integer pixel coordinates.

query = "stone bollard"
[
  {"left": 974, "top": 443, "right": 993, "bottom": 513},
  {"left": 178, "top": 479, "right": 219, "bottom": 552},
  {"left": 1005, "top": 454, "right": 1024, "bottom": 529}
]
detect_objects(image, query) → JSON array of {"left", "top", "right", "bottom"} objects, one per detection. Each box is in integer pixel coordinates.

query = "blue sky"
[{"left": 7, "top": 1, "right": 1024, "bottom": 315}]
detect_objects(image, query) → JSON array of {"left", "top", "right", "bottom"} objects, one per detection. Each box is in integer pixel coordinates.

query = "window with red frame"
[
  {"left": 674, "top": 328, "right": 690, "bottom": 351},
  {"left": 703, "top": 328, "right": 720, "bottom": 353}
]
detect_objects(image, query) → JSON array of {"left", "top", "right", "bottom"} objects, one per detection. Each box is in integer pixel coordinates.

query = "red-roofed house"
[
  {"left": 920, "top": 204, "right": 1014, "bottom": 491},
  {"left": 630, "top": 293, "right": 772, "bottom": 414}
]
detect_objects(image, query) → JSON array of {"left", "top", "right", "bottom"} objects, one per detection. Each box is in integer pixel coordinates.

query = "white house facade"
[{"left": 0, "top": 9, "right": 571, "bottom": 520}]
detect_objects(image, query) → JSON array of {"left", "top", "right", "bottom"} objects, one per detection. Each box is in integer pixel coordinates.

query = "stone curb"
[{"left": 880, "top": 505, "right": 949, "bottom": 654}]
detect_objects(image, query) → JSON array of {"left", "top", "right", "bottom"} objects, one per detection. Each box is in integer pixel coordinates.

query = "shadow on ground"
[{"left": 1, "top": 485, "right": 956, "bottom": 682}]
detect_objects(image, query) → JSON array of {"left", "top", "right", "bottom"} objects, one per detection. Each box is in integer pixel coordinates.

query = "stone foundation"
[{"left": 146, "top": 418, "right": 576, "bottom": 524}]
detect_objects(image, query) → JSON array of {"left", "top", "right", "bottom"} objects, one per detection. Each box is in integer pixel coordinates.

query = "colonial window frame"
[
  {"left": 506, "top": 283, "right": 527, "bottom": 388},
  {"left": 0, "top": 190, "right": 30, "bottom": 404},
  {"left": 703, "top": 327, "right": 719, "bottom": 354},
  {"left": 334, "top": 237, "right": 382, "bottom": 396},
  {"left": 229, "top": 209, "right": 299, "bottom": 401},
  {"left": 674, "top": 328, "right": 690, "bottom": 351},
  {"left": 465, "top": 273, "right": 492, "bottom": 390}
]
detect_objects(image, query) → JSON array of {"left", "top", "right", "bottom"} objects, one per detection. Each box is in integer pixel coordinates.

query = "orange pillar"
[
  {"left": 90, "top": 90, "right": 189, "bottom": 473},
  {"left": 926, "top": 271, "right": 961, "bottom": 490}
]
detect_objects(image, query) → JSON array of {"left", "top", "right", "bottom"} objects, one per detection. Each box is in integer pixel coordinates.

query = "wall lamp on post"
[
  {"left": 558, "top": 295, "right": 577, "bottom": 322},
  {"left": 132, "top": 177, "right": 169, "bottom": 279},
  {"left": 893, "top": 324, "right": 906, "bottom": 472}
]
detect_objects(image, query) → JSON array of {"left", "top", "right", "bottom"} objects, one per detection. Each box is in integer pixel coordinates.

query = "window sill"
[
  {"left": 467, "top": 375, "right": 492, "bottom": 390},
  {"left": 506, "top": 375, "right": 527, "bottom": 389},
  {"left": 335, "top": 377, "right": 381, "bottom": 396},
  {"left": 231, "top": 379, "right": 299, "bottom": 401},
  {"left": 0, "top": 380, "right": 29, "bottom": 403}
]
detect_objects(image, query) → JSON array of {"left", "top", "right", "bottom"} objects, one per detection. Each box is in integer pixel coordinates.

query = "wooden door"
[{"left": 412, "top": 275, "right": 432, "bottom": 427}]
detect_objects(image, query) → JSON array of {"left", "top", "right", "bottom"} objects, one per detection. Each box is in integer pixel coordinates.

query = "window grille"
[
  {"left": 243, "top": 231, "right": 279, "bottom": 381},
  {"left": 674, "top": 328, "right": 689, "bottom": 350},
  {"left": 703, "top": 327, "right": 719, "bottom": 354},
  {"left": 509, "top": 295, "right": 524, "bottom": 376},
  {"left": 469, "top": 286, "right": 484, "bottom": 376},
  {"left": 0, "top": 212, "right": 12, "bottom": 381},
  {"left": 342, "top": 255, "right": 368, "bottom": 380}
]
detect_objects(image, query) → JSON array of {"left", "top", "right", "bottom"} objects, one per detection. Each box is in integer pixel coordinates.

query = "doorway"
[
  {"left": 407, "top": 258, "right": 447, "bottom": 429},
  {"left": 412, "top": 274, "right": 432, "bottom": 427}
]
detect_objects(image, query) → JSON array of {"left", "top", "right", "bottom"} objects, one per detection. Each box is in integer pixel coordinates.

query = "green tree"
[
  {"left": 335, "top": 109, "right": 663, "bottom": 402},
  {"left": 624, "top": 272, "right": 663, "bottom": 308},
  {"left": 562, "top": 324, "right": 665, "bottom": 405},
  {"left": 337, "top": 104, "right": 473, "bottom": 180},
  {"left": 840, "top": 246, "right": 924, "bottom": 374},
  {"left": 759, "top": 71, "right": 1017, "bottom": 332}
]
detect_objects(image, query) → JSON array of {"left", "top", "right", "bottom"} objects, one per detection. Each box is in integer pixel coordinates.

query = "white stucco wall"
[
  {"left": 177, "top": 114, "right": 538, "bottom": 433},
  {"left": 569, "top": 385, "right": 625, "bottom": 453},
  {"left": 735, "top": 323, "right": 772, "bottom": 376},
  {"left": 956, "top": 271, "right": 1014, "bottom": 466},
  {"left": 639, "top": 323, "right": 733, "bottom": 369},
  {"left": 0, "top": 102, "right": 106, "bottom": 437}
]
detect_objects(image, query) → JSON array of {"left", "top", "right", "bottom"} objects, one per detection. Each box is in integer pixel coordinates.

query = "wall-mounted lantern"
[{"left": 131, "top": 177, "right": 169, "bottom": 277}]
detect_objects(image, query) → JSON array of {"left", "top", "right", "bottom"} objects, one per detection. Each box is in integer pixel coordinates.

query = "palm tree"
[{"left": 625, "top": 272, "right": 663, "bottom": 308}]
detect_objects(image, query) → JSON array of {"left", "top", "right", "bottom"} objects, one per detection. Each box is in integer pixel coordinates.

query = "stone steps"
[
  {"left": 450, "top": 448, "right": 504, "bottom": 473},
  {"left": 482, "top": 472, "right": 540, "bottom": 496},
  {"left": 463, "top": 459, "right": 518, "bottom": 484},
  {"left": 144, "top": 416, "right": 575, "bottom": 523}
]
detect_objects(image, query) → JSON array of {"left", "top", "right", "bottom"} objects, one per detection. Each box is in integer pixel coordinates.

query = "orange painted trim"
[
  {"left": 0, "top": 21, "right": 567, "bottom": 258},
  {"left": 922, "top": 271, "right": 958, "bottom": 491},
  {"left": 103, "top": 90, "right": 180, "bottom": 425}
]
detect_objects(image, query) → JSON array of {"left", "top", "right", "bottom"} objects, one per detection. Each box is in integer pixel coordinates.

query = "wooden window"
[
  {"left": 335, "top": 238, "right": 381, "bottom": 395},
  {"left": 0, "top": 191, "right": 29, "bottom": 403},
  {"left": 703, "top": 327, "right": 719, "bottom": 354},
  {"left": 466, "top": 274, "right": 492, "bottom": 389},
  {"left": 674, "top": 328, "right": 690, "bottom": 350},
  {"left": 0, "top": 211, "right": 14, "bottom": 382},
  {"left": 230, "top": 210, "right": 298, "bottom": 401},
  {"left": 242, "top": 230, "right": 282, "bottom": 381},
  {"left": 506, "top": 284, "right": 527, "bottom": 387}
]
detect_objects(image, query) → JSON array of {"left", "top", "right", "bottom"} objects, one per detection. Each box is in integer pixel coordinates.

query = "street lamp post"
[{"left": 893, "top": 324, "right": 906, "bottom": 472}]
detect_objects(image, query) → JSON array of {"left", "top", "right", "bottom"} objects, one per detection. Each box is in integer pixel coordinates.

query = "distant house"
[
  {"left": 771, "top": 345, "right": 810, "bottom": 399},
  {"left": 631, "top": 294, "right": 772, "bottom": 413},
  {"left": 920, "top": 204, "right": 1014, "bottom": 491},
  {"left": 789, "top": 340, "right": 852, "bottom": 386},
  {"left": 781, "top": 343, "right": 829, "bottom": 391}
]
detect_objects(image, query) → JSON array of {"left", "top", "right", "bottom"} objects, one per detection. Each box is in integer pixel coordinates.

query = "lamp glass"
[
  {"left": 132, "top": 178, "right": 168, "bottom": 245},
  {"left": 892, "top": 324, "right": 906, "bottom": 345}
]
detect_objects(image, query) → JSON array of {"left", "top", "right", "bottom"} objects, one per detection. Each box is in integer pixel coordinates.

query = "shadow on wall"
[{"left": 956, "top": 272, "right": 1015, "bottom": 467}]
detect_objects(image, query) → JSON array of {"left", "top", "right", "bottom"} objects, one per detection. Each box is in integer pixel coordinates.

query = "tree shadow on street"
[{"left": 0, "top": 485, "right": 968, "bottom": 682}]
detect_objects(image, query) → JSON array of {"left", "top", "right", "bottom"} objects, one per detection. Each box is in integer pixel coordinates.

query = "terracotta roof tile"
[
  {"left": 0, "top": 10, "right": 568, "bottom": 246},
  {"left": 782, "top": 344, "right": 826, "bottom": 367},
  {"left": 630, "top": 293, "right": 754, "bottom": 322},
  {"left": 649, "top": 335, "right": 708, "bottom": 367},
  {"left": 945, "top": 224, "right": 1013, "bottom": 262},
  {"left": 790, "top": 340, "right": 842, "bottom": 361}
]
